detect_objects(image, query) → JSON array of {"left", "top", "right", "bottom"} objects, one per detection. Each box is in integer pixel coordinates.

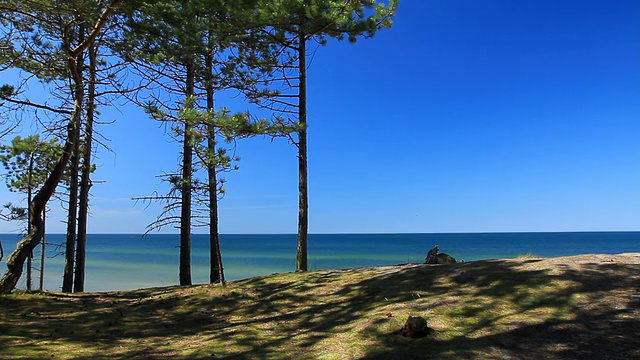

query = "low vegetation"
[{"left": 1, "top": 253, "right": 639, "bottom": 359}]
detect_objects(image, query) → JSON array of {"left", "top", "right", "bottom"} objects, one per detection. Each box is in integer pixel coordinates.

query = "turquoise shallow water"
[{"left": 1, "top": 232, "right": 638, "bottom": 292}]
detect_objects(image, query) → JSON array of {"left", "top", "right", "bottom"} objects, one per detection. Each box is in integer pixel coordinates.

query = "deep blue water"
[{"left": 0, "top": 232, "right": 638, "bottom": 292}]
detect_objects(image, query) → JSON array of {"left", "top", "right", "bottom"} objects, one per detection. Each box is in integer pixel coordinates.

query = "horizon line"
[{"left": 2, "top": 230, "right": 639, "bottom": 236}]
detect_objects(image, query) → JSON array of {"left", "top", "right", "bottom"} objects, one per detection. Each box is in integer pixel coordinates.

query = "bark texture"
[
  {"left": 179, "top": 59, "right": 195, "bottom": 286},
  {"left": 296, "top": 36, "right": 308, "bottom": 272}
]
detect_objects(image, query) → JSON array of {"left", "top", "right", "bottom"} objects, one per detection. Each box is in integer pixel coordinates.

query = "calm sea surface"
[{"left": 0, "top": 232, "right": 638, "bottom": 292}]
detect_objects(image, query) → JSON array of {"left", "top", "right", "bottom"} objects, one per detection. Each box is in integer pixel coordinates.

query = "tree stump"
[
  {"left": 401, "top": 316, "right": 429, "bottom": 338},
  {"left": 434, "top": 253, "right": 456, "bottom": 264},
  {"left": 425, "top": 245, "right": 456, "bottom": 264}
]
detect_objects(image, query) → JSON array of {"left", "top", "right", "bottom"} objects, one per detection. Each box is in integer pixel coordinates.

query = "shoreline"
[
  {"left": 1, "top": 232, "right": 638, "bottom": 292},
  {"left": 8, "top": 252, "right": 640, "bottom": 295}
]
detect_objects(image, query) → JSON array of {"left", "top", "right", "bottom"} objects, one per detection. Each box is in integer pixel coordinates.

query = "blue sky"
[{"left": 1, "top": 0, "right": 639, "bottom": 234}]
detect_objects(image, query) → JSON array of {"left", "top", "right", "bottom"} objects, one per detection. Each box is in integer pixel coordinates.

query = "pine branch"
[{"left": 0, "top": 95, "right": 73, "bottom": 115}]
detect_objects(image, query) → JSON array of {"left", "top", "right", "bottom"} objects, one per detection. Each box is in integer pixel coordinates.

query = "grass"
[{"left": 1, "top": 253, "right": 639, "bottom": 359}]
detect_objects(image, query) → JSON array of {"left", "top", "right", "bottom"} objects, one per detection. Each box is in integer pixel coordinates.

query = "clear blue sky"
[{"left": 1, "top": 0, "right": 639, "bottom": 234}]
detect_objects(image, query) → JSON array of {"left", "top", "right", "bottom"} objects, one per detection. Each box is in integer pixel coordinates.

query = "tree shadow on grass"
[
  {"left": 359, "top": 257, "right": 640, "bottom": 359},
  {"left": 190, "top": 267, "right": 448, "bottom": 358},
  {"left": 0, "top": 286, "right": 201, "bottom": 358},
  {"left": 0, "top": 255, "right": 638, "bottom": 359}
]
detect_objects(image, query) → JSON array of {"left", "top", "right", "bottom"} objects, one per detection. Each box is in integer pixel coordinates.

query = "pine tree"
[
  {"left": 121, "top": 0, "right": 291, "bottom": 285},
  {"left": 0, "top": 135, "right": 63, "bottom": 290},
  {"left": 253, "top": 0, "right": 398, "bottom": 271},
  {"left": 0, "top": 0, "right": 122, "bottom": 294}
]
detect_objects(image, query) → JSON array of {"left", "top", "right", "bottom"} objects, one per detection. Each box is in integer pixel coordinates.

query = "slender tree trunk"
[
  {"left": 65, "top": 136, "right": 80, "bottom": 292},
  {"left": 208, "top": 161, "right": 224, "bottom": 284},
  {"left": 179, "top": 59, "right": 195, "bottom": 286},
  {"left": 26, "top": 254, "right": 32, "bottom": 290},
  {"left": 64, "top": 139, "right": 80, "bottom": 290},
  {"left": 296, "top": 37, "right": 308, "bottom": 272},
  {"left": 26, "top": 253, "right": 33, "bottom": 289},
  {"left": 205, "top": 50, "right": 224, "bottom": 284},
  {"left": 26, "top": 181, "right": 33, "bottom": 290},
  {"left": 61, "top": 190, "right": 76, "bottom": 293},
  {"left": 64, "top": 24, "right": 86, "bottom": 293},
  {"left": 39, "top": 209, "right": 46, "bottom": 291},
  {"left": 74, "top": 42, "right": 97, "bottom": 293}
]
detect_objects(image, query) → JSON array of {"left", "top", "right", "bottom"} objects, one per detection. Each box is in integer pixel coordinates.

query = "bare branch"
[{"left": 0, "top": 96, "right": 73, "bottom": 115}]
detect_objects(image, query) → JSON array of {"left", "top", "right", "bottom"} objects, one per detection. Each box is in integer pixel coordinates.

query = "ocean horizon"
[{"left": 1, "top": 231, "right": 638, "bottom": 292}]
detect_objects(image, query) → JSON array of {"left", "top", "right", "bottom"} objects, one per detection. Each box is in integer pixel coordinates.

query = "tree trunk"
[
  {"left": 25, "top": 154, "right": 36, "bottom": 291},
  {"left": 74, "top": 42, "right": 97, "bottom": 293},
  {"left": 63, "top": 24, "right": 86, "bottom": 293},
  {"left": 26, "top": 252, "right": 32, "bottom": 290},
  {"left": 296, "top": 36, "right": 308, "bottom": 272},
  {"left": 64, "top": 130, "right": 80, "bottom": 292},
  {"left": 38, "top": 209, "right": 46, "bottom": 291},
  {"left": 179, "top": 59, "right": 195, "bottom": 286},
  {"left": 205, "top": 49, "right": 224, "bottom": 284}
]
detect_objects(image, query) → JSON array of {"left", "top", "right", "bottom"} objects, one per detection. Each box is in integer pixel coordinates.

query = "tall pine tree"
[
  {"left": 121, "top": 0, "right": 292, "bottom": 285},
  {"left": 253, "top": 0, "right": 398, "bottom": 271}
]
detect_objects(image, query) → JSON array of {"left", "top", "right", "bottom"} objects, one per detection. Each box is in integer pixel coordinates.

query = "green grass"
[{"left": 1, "top": 253, "right": 639, "bottom": 359}]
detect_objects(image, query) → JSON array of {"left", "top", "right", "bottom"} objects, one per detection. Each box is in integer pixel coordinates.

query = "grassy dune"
[{"left": 1, "top": 253, "right": 639, "bottom": 359}]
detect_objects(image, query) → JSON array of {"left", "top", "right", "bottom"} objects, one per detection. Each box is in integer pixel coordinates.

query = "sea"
[{"left": 0, "top": 232, "right": 638, "bottom": 292}]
